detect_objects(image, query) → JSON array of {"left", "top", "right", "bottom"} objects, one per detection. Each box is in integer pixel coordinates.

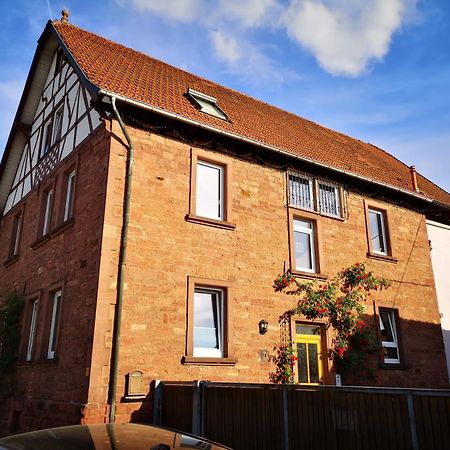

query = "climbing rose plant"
[{"left": 270, "top": 262, "right": 391, "bottom": 384}]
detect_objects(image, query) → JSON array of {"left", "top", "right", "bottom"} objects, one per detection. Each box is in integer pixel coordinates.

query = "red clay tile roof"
[{"left": 53, "top": 21, "right": 450, "bottom": 206}]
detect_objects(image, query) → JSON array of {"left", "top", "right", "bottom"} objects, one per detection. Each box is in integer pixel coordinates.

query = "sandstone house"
[{"left": 1, "top": 16, "right": 449, "bottom": 435}]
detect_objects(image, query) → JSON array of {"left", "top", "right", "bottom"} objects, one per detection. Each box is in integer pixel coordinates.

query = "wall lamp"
[{"left": 259, "top": 319, "right": 268, "bottom": 335}]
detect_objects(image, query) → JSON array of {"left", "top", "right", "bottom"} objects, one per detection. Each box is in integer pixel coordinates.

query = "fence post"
[
  {"left": 152, "top": 380, "right": 162, "bottom": 425},
  {"left": 282, "top": 387, "right": 290, "bottom": 450},
  {"left": 407, "top": 393, "right": 419, "bottom": 450},
  {"left": 192, "top": 380, "right": 202, "bottom": 436}
]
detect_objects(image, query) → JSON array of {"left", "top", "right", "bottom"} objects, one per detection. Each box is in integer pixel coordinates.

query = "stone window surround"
[
  {"left": 183, "top": 276, "right": 236, "bottom": 366},
  {"left": 185, "top": 147, "right": 235, "bottom": 230}
]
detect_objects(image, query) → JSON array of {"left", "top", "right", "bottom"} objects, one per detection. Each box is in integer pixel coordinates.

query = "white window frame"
[
  {"left": 42, "top": 189, "right": 53, "bottom": 236},
  {"left": 47, "top": 291, "right": 62, "bottom": 359},
  {"left": 369, "top": 209, "right": 388, "bottom": 255},
  {"left": 63, "top": 170, "right": 76, "bottom": 221},
  {"left": 26, "top": 300, "right": 39, "bottom": 362},
  {"left": 289, "top": 174, "right": 314, "bottom": 211},
  {"left": 196, "top": 160, "right": 224, "bottom": 221},
  {"left": 293, "top": 218, "right": 316, "bottom": 273},
  {"left": 379, "top": 309, "right": 400, "bottom": 364},
  {"left": 52, "top": 107, "right": 64, "bottom": 144},
  {"left": 187, "top": 88, "right": 228, "bottom": 121},
  {"left": 193, "top": 287, "right": 224, "bottom": 358},
  {"left": 40, "top": 121, "right": 52, "bottom": 158},
  {"left": 318, "top": 181, "right": 341, "bottom": 218},
  {"left": 11, "top": 212, "right": 22, "bottom": 257}
]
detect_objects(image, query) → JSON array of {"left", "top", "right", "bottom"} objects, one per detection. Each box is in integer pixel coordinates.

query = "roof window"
[{"left": 187, "top": 88, "right": 228, "bottom": 121}]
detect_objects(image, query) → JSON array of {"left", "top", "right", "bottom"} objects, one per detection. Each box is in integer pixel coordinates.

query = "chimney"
[
  {"left": 61, "top": 9, "right": 69, "bottom": 23},
  {"left": 410, "top": 165, "right": 419, "bottom": 192}
]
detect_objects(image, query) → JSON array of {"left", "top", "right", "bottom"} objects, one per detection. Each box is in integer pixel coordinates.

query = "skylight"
[{"left": 187, "top": 88, "right": 228, "bottom": 121}]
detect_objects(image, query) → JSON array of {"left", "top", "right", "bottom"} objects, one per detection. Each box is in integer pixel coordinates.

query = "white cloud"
[
  {"left": 281, "top": 0, "right": 409, "bottom": 76},
  {"left": 128, "top": 0, "right": 204, "bottom": 22},
  {"left": 217, "top": 0, "right": 278, "bottom": 28},
  {"left": 210, "top": 30, "right": 242, "bottom": 63}
]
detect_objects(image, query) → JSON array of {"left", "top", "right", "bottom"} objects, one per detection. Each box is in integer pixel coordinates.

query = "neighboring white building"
[{"left": 427, "top": 219, "right": 450, "bottom": 379}]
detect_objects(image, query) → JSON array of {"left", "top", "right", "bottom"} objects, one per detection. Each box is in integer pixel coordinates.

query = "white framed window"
[
  {"left": 10, "top": 212, "right": 22, "bottom": 257},
  {"left": 293, "top": 219, "right": 316, "bottom": 273},
  {"left": 26, "top": 300, "right": 39, "bottom": 362},
  {"left": 40, "top": 122, "right": 52, "bottom": 158},
  {"left": 47, "top": 291, "right": 62, "bottom": 359},
  {"left": 289, "top": 174, "right": 314, "bottom": 211},
  {"left": 63, "top": 170, "right": 76, "bottom": 221},
  {"left": 379, "top": 309, "right": 400, "bottom": 364},
  {"left": 42, "top": 189, "right": 53, "bottom": 236},
  {"left": 369, "top": 209, "right": 388, "bottom": 255},
  {"left": 289, "top": 173, "right": 344, "bottom": 219},
  {"left": 193, "top": 287, "right": 224, "bottom": 357},
  {"left": 52, "top": 107, "right": 64, "bottom": 143},
  {"left": 318, "top": 182, "right": 341, "bottom": 218},
  {"left": 188, "top": 88, "right": 228, "bottom": 121},
  {"left": 196, "top": 160, "right": 224, "bottom": 220}
]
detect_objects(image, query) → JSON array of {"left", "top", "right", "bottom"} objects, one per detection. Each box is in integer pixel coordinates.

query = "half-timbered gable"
[{"left": 3, "top": 46, "right": 101, "bottom": 214}]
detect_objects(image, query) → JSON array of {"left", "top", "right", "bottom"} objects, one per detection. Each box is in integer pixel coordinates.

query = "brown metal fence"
[{"left": 154, "top": 381, "right": 450, "bottom": 450}]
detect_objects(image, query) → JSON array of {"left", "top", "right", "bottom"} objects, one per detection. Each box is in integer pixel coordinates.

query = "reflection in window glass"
[
  {"left": 194, "top": 288, "right": 223, "bottom": 357},
  {"left": 369, "top": 209, "right": 387, "bottom": 254},
  {"left": 379, "top": 309, "right": 400, "bottom": 363},
  {"left": 293, "top": 219, "right": 315, "bottom": 272},
  {"left": 196, "top": 161, "right": 223, "bottom": 220}
]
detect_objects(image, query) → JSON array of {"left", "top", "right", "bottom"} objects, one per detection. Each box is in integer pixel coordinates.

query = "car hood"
[{"left": 0, "top": 423, "right": 231, "bottom": 450}]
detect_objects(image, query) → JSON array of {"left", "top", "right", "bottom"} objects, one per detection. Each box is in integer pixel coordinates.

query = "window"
[
  {"left": 193, "top": 287, "right": 224, "bottom": 357},
  {"left": 41, "top": 189, "right": 53, "bottom": 236},
  {"left": 196, "top": 161, "right": 224, "bottom": 220},
  {"left": 187, "top": 149, "right": 234, "bottom": 229},
  {"left": 187, "top": 88, "right": 228, "bottom": 121},
  {"left": 47, "top": 291, "right": 62, "bottom": 359},
  {"left": 9, "top": 212, "right": 22, "bottom": 258},
  {"left": 368, "top": 209, "right": 387, "bottom": 255},
  {"left": 63, "top": 170, "right": 76, "bottom": 221},
  {"left": 293, "top": 219, "right": 316, "bottom": 273},
  {"left": 185, "top": 277, "right": 235, "bottom": 364},
  {"left": 289, "top": 173, "right": 344, "bottom": 219},
  {"left": 26, "top": 300, "right": 39, "bottom": 362},
  {"left": 52, "top": 108, "right": 63, "bottom": 144},
  {"left": 379, "top": 309, "right": 400, "bottom": 364},
  {"left": 364, "top": 201, "right": 396, "bottom": 261},
  {"left": 289, "top": 174, "right": 314, "bottom": 211},
  {"left": 319, "top": 182, "right": 341, "bottom": 217},
  {"left": 40, "top": 121, "right": 52, "bottom": 158}
]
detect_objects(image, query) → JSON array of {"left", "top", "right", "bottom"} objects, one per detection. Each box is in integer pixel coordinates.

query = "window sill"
[
  {"left": 16, "top": 357, "right": 59, "bottom": 368},
  {"left": 30, "top": 234, "right": 51, "bottom": 249},
  {"left": 52, "top": 218, "right": 74, "bottom": 237},
  {"left": 182, "top": 356, "right": 237, "bottom": 366},
  {"left": 290, "top": 270, "right": 328, "bottom": 281},
  {"left": 185, "top": 214, "right": 236, "bottom": 230},
  {"left": 367, "top": 252, "right": 398, "bottom": 263},
  {"left": 3, "top": 255, "right": 19, "bottom": 267},
  {"left": 378, "top": 362, "right": 411, "bottom": 370}
]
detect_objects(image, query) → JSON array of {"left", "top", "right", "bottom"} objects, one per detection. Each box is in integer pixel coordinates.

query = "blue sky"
[{"left": 1, "top": 0, "right": 449, "bottom": 192}]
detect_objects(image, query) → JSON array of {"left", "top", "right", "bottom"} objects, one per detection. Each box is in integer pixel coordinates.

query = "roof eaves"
[{"left": 98, "top": 89, "right": 436, "bottom": 206}]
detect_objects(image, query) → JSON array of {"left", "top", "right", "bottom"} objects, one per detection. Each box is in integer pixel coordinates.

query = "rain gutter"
[
  {"left": 98, "top": 89, "right": 435, "bottom": 205},
  {"left": 107, "top": 95, "right": 134, "bottom": 423}
]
